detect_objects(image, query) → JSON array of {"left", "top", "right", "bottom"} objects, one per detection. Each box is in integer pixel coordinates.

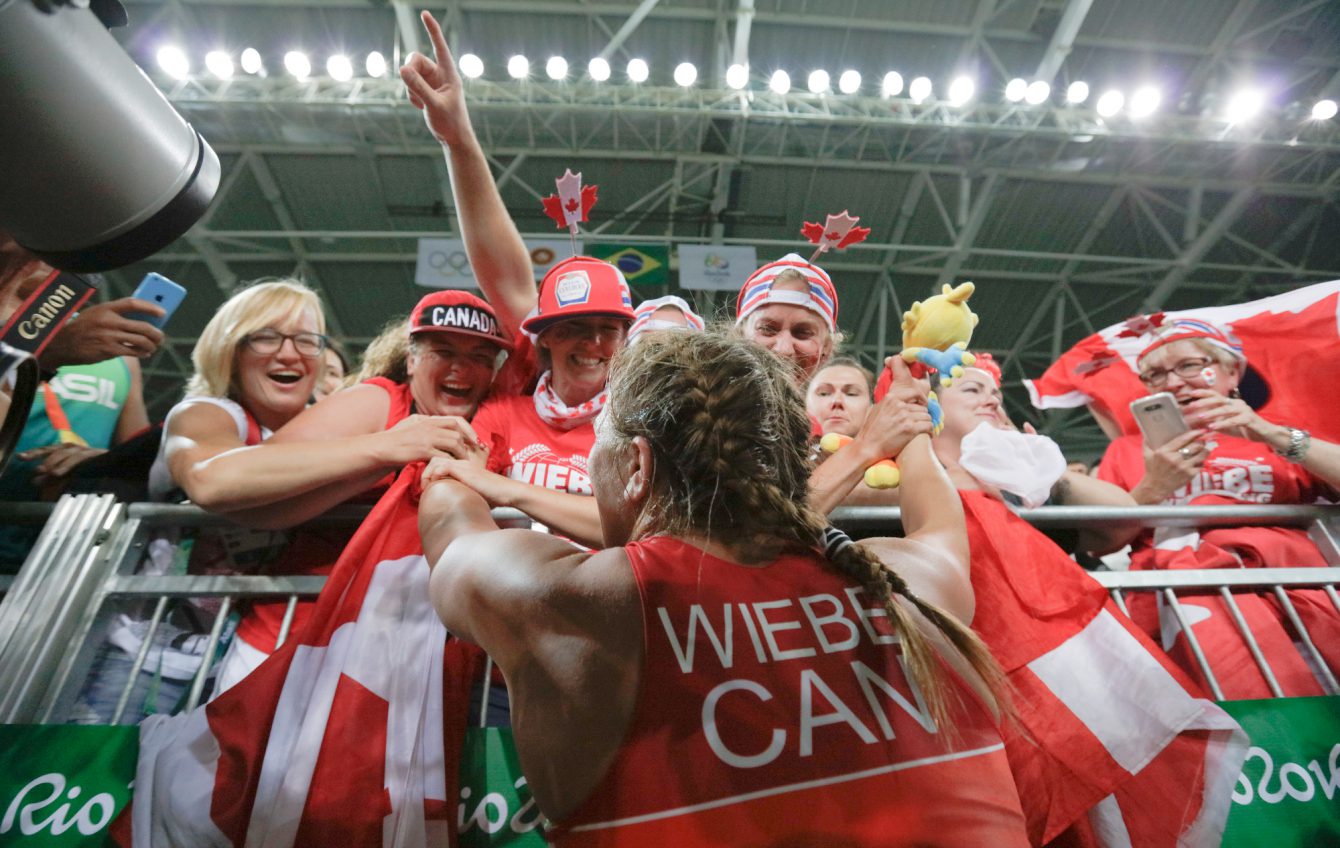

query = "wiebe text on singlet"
[{"left": 656, "top": 587, "right": 936, "bottom": 770}]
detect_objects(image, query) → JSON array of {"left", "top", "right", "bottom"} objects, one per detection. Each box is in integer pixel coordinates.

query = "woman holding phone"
[{"left": 1097, "top": 318, "right": 1340, "bottom": 698}]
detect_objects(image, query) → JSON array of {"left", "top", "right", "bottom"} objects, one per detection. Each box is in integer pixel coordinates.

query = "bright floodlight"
[
  {"left": 882, "top": 71, "right": 904, "bottom": 97},
  {"left": 1095, "top": 89, "right": 1124, "bottom": 117},
  {"left": 205, "top": 50, "right": 234, "bottom": 80},
  {"left": 366, "top": 51, "right": 387, "bottom": 78},
  {"left": 1024, "top": 80, "right": 1050, "bottom": 105},
  {"left": 726, "top": 63, "right": 748, "bottom": 90},
  {"left": 507, "top": 54, "right": 529, "bottom": 79},
  {"left": 948, "top": 75, "right": 974, "bottom": 106},
  {"left": 156, "top": 46, "right": 190, "bottom": 79},
  {"left": 627, "top": 58, "right": 649, "bottom": 83},
  {"left": 1225, "top": 89, "right": 1264, "bottom": 123},
  {"left": 674, "top": 62, "right": 697, "bottom": 87},
  {"left": 807, "top": 69, "right": 829, "bottom": 94},
  {"left": 838, "top": 69, "right": 861, "bottom": 94},
  {"left": 458, "top": 53, "right": 483, "bottom": 79},
  {"left": 1129, "top": 85, "right": 1160, "bottom": 118},
  {"left": 1004, "top": 78, "right": 1027, "bottom": 102},
  {"left": 1066, "top": 80, "right": 1089, "bottom": 104},
  {"left": 240, "top": 47, "right": 263, "bottom": 75},
  {"left": 588, "top": 57, "right": 611, "bottom": 82},
  {"left": 1313, "top": 99, "right": 1339, "bottom": 121},
  {"left": 546, "top": 56, "right": 568, "bottom": 80},
  {"left": 909, "top": 76, "right": 932, "bottom": 103},
  {"left": 284, "top": 51, "right": 311, "bottom": 81},
  {"left": 327, "top": 54, "right": 353, "bottom": 82},
  {"left": 769, "top": 69, "right": 791, "bottom": 94}
]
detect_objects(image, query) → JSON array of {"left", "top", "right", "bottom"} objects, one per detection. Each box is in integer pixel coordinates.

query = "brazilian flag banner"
[{"left": 587, "top": 244, "right": 669, "bottom": 287}]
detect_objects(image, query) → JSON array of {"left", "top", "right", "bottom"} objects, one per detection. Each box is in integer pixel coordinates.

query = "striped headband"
[
  {"left": 1137, "top": 317, "right": 1244, "bottom": 363},
  {"left": 735, "top": 253, "right": 838, "bottom": 331},
  {"left": 629, "top": 295, "right": 706, "bottom": 342}
]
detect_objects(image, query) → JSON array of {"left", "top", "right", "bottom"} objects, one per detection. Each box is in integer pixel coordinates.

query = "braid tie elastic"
[{"left": 823, "top": 526, "right": 855, "bottom": 560}]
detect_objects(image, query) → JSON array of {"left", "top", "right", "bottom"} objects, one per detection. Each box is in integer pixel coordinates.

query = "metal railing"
[{"left": 1, "top": 496, "right": 1337, "bottom": 723}]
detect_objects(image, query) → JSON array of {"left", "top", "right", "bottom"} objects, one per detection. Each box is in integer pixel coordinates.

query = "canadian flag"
[
  {"left": 960, "top": 492, "right": 1247, "bottom": 846},
  {"left": 1024, "top": 280, "right": 1340, "bottom": 440},
  {"left": 127, "top": 466, "right": 485, "bottom": 847}
]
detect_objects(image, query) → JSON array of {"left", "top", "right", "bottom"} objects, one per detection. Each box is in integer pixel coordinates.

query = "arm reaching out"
[{"left": 400, "top": 11, "right": 534, "bottom": 336}]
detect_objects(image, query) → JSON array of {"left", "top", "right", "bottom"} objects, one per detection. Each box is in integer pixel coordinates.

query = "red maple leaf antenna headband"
[
  {"left": 541, "top": 168, "right": 600, "bottom": 256},
  {"left": 801, "top": 209, "right": 870, "bottom": 264}
]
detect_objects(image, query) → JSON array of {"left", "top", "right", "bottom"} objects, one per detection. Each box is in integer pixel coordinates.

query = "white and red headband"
[
  {"left": 735, "top": 253, "right": 838, "bottom": 332},
  {"left": 628, "top": 295, "right": 705, "bottom": 343},
  {"left": 1137, "top": 318, "right": 1244, "bottom": 364}
]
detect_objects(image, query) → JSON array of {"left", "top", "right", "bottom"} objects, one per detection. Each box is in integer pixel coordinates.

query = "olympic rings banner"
[{"left": 415, "top": 239, "right": 581, "bottom": 289}]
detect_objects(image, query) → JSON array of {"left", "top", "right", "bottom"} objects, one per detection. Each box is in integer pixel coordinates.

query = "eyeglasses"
[
  {"left": 1138, "top": 357, "right": 1212, "bottom": 388},
  {"left": 242, "top": 330, "right": 327, "bottom": 358}
]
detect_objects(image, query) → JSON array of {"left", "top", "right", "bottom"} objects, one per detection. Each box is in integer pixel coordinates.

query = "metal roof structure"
[{"left": 106, "top": 0, "right": 1340, "bottom": 458}]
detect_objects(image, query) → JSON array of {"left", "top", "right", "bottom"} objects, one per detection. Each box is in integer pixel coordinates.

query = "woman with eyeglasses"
[{"left": 1096, "top": 318, "right": 1340, "bottom": 698}]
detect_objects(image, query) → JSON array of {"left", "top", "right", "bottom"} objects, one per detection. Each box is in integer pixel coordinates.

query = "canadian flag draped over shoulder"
[
  {"left": 1024, "top": 280, "right": 1340, "bottom": 440},
  {"left": 959, "top": 492, "right": 1247, "bottom": 846},
  {"left": 127, "top": 465, "right": 484, "bottom": 848}
]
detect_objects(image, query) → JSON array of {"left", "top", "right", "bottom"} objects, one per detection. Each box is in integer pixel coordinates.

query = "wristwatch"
[{"left": 1275, "top": 427, "right": 1312, "bottom": 463}]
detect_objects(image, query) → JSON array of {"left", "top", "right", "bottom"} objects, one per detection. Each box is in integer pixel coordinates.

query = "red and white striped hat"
[
  {"left": 734, "top": 253, "right": 838, "bottom": 331},
  {"left": 1137, "top": 317, "right": 1245, "bottom": 364},
  {"left": 628, "top": 295, "right": 705, "bottom": 343}
]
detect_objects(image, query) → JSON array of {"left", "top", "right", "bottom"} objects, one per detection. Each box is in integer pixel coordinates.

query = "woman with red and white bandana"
[
  {"left": 734, "top": 253, "right": 840, "bottom": 382},
  {"left": 1098, "top": 317, "right": 1340, "bottom": 698}
]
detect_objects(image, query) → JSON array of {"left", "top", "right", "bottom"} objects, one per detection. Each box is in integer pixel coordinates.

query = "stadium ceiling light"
[
  {"left": 156, "top": 45, "right": 190, "bottom": 79},
  {"left": 507, "top": 54, "right": 529, "bottom": 80},
  {"left": 284, "top": 50, "right": 311, "bottom": 81},
  {"left": 806, "top": 69, "right": 830, "bottom": 94},
  {"left": 948, "top": 75, "right": 974, "bottom": 107},
  {"left": 1129, "top": 85, "right": 1160, "bottom": 118},
  {"left": 909, "top": 76, "right": 932, "bottom": 103},
  {"left": 881, "top": 71, "right": 903, "bottom": 97},
  {"left": 627, "top": 58, "right": 649, "bottom": 83},
  {"left": 204, "top": 50, "right": 234, "bottom": 80},
  {"left": 1065, "top": 80, "right": 1089, "bottom": 104},
  {"left": 1024, "top": 80, "right": 1050, "bottom": 105},
  {"left": 458, "top": 53, "right": 483, "bottom": 79},
  {"left": 366, "top": 51, "right": 387, "bottom": 78},
  {"left": 674, "top": 62, "right": 698, "bottom": 87},
  {"left": 588, "top": 57, "right": 611, "bottom": 82},
  {"left": 725, "top": 63, "right": 748, "bottom": 90},
  {"left": 1313, "top": 99, "right": 1339, "bottom": 121},
  {"left": 838, "top": 69, "right": 861, "bottom": 94},
  {"left": 769, "top": 69, "right": 791, "bottom": 94},
  {"left": 1095, "top": 89, "right": 1124, "bottom": 117},
  {"left": 1005, "top": 78, "right": 1027, "bottom": 102},
  {"left": 1225, "top": 88, "right": 1264, "bottom": 123},
  {"left": 240, "top": 47, "right": 264, "bottom": 75},
  {"left": 327, "top": 54, "right": 353, "bottom": 82},
  {"left": 545, "top": 56, "right": 568, "bottom": 81}
]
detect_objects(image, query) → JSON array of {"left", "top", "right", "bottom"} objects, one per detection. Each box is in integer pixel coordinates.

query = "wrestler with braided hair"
[{"left": 419, "top": 330, "right": 1028, "bottom": 846}]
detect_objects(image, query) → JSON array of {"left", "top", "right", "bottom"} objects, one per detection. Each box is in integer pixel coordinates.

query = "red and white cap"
[
  {"left": 521, "top": 255, "right": 635, "bottom": 336},
  {"left": 628, "top": 295, "right": 706, "bottom": 343},
  {"left": 1137, "top": 317, "right": 1244, "bottom": 364},
  {"left": 409, "top": 290, "right": 513, "bottom": 350},
  {"left": 734, "top": 253, "right": 838, "bottom": 331},
  {"left": 965, "top": 351, "right": 1001, "bottom": 387}
]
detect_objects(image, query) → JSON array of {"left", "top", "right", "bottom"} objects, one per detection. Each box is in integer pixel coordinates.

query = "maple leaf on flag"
[
  {"left": 541, "top": 169, "right": 601, "bottom": 233},
  {"left": 1073, "top": 352, "right": 1120, "bottom": 375},
  {"left": 801, "top": 210, "right": 870, "bottom": 258},
  {"left": 1116, "top": 312, "right": 1166, "bottom": 338}
]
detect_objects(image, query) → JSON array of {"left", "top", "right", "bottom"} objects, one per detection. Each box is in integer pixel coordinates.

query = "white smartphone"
[{"left": 1130, "top": 392, "right": 1189, "bottom": 448}]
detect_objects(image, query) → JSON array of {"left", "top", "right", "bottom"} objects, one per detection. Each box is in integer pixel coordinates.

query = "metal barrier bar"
[
  {"left": 185, "top": 597, "right": 233, "bottom": 712},
  {"left": 1108, "top": 588, "right": 1130, "bottom": 617},
  {"left": 1217, "top": 587, "right": 1284, "bottom": 699},
  {"left": 1327, "top": 585, "right": 1340, "bottom": 617},
  {"left": 275, "top": 596, "right": 300, "bottom": 650},
  {"left": 1161, "top": 589, "right": 1225, "bottom": 701},
  {"left": 111, "top": 596, "right": 169, "bottom": 726},
  {"left": 1091, "top": 568, "right": 1340, "bottom": 589},
  {"left": 1271, "top": 587, "right": 1340, "bottom": 695}
]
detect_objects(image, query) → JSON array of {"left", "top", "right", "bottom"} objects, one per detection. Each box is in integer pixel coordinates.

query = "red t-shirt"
[
  {"left": 549, "top": 536, "right": 1028, "bottom": 848},
  {"left": 469, "top": 394, "right": 595, "bottom": 495}
]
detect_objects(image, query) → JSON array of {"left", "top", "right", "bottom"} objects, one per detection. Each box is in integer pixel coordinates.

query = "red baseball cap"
[
  {"left": 521, "top": 256, "right": 635, "bottom": 336},
  {"left": 408, "top": 290, "right": 513, "bottom": 350}
]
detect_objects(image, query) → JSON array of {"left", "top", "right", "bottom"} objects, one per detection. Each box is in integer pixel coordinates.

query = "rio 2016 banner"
[
  {"left": 0, "top": 725, "right": 136, "bottom": 846},
  {"left": 1220, "top": 696, "right": 1340, "bottom": 847}
]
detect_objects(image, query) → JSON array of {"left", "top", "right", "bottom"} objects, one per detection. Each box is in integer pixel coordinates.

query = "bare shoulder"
[
  {"left": 853, "top": 535, "right": 973, "bottom": 624},
  {"left": 164, "top": 401, "right": 242, "bottom": 443}
]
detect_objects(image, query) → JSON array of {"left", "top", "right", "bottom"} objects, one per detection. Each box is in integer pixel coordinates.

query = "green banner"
[
  {"left": 1220, "top": 696, "right": 1340, "bottom": 847},
  {"left": 0, "top": 725, "right": 137, "bottom": 846},
  {"left": 458, "top": 727, "right": 546, "bottom": 847},
  {"left": 587, "top": 244, "right": 669, "bottom": 286}
]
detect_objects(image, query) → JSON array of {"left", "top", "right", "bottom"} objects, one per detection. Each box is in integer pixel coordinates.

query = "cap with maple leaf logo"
[{"left": 522, "top": 255, "right": 635, "bottom": 335}]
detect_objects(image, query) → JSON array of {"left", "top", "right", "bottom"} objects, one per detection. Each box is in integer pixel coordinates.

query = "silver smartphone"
[{"left": 1130, "top": 392, "right": 1189, "bottom": 448}]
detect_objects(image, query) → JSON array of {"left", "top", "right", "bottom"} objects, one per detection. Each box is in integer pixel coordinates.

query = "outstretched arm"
[
  {"left": 423, "top": 457, "right": 604, "bottom": 548},
  {"left": 401, "top": 11, "right": 535, "bottom": 336}
]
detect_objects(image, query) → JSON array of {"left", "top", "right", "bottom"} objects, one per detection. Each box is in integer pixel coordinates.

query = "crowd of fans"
[{"left": 2, "top": 10, "right": 1338, "bottom": 847}]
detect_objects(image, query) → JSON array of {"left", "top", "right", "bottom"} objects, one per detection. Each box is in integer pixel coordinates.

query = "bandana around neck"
[{"left": 532, "top": 370, "right": 608, "bottom": 430}]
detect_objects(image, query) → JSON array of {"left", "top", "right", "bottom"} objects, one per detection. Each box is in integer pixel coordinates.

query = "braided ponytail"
[{"left": 607, "top": 330, "right": 1007, "bottom": 729}]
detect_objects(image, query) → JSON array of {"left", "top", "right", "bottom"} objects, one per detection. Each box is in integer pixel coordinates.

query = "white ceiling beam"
[
  {"left": 1139, "top": 187, "right": 1256, "bottom": 312},
  {"left": 732, "top": 0, "right": 754, "bottom": 69},
  {"left": 597, "top": 0, "right": 664, "bottom": 62},
  {"left": 1033, "top": 0, "right": 1095, "bottom": 85}
]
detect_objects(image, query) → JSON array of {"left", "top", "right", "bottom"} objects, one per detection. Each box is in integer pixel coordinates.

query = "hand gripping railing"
[{"left": 1, "top": 497, "right": 1338, "bottom": 723}]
